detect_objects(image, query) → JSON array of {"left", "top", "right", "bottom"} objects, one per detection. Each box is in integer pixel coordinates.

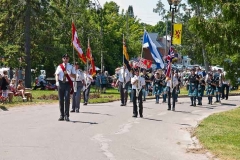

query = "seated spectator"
[{"left": 17, "top": 79, "right": 28, "bottom": 100}]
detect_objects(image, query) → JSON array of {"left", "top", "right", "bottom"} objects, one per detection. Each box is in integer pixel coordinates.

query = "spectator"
[
  {"left": 100, "top": 71, "right": 108, "bottom": 94},
  {"left": 17, "top": 79, "right": 27, "bottom": 100},
  {"left": 1, "top": 71, "right": 10, "bottom": 100}
]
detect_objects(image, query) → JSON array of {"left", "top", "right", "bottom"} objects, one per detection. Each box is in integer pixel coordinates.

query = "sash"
[{"left": 60, "top": 64, "right": 74, "bottom": 94}]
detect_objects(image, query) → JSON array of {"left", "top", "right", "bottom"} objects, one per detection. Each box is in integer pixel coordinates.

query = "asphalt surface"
[{"left": 0, "top": 96, "right": 239, "bottom": 160}]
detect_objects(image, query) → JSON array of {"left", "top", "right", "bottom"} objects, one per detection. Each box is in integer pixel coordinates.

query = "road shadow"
[
  {"left": 174, "top": 110, "right": 200, "bottom": 116},
  {"left": 80, "top": 111, "right": 112, "bottom": 116},
  {"left": 221, "top": 103, "right": 237, "bottom": 106},
  {"left": 177, "top": 123, "right": 192, "bottom": 127},
  {"left": 0, "top": 106, "right": 8, "bottom": 111},
  {"left": 71, "top": 121, "right": 98, "bottom": 124},
  {"left": 142, "top": 117, "right": 162, "bottom": 122}
]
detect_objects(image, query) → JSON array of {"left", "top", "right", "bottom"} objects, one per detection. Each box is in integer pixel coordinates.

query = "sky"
[{"left": 98, "top": 0, "right": 187, "bottom": 25}]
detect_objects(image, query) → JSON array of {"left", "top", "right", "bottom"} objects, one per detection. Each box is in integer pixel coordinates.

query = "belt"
[{"left": 75, "top": 81, "right": 83, "bottom": 82}]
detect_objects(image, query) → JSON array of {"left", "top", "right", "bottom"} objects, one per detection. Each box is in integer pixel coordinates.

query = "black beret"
[{"left": 62, "top": 54, "right": 69, "bottom": 58}]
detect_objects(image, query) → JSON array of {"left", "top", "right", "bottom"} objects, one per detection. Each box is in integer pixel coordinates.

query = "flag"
[
  {"left": 123, "top": 40, "right": 131, "bottom": 71},
  {"left": 72, "top": 22, "right": 86, "bottom": 63},
  {"left": 142, "top": 31, "right": 164, "bottom": 69},
  {"left": 89, "top": 56, "right": 96, "bottom": 76},
  {"left": 140, "top": 58, "right": 152, "bottom": 69},
  {"left": 165, "top": 46, "right": 175, "bottom": 80},
  {"left": 172, "top": 24, "right": 182, "bottom": 45},
  {"left": 86, "top": 39, "right": 92, "bottom": 61}
]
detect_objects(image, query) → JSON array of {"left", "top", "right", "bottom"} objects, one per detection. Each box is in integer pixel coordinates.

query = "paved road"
[{"left": 0, "top": 96, "right": 239, "bottom": 160}]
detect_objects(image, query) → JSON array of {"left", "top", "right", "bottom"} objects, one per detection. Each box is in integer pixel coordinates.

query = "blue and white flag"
[{"left": 142, "top": 31, "right": 165, "bottom": 69}]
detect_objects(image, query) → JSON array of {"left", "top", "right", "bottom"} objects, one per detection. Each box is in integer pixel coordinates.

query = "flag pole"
[
  {"left": 140, "top": 27, "right": 145, "bottom": 58},
  {"left": 72, "top": 18, "right": 75, "bottom": 65},
  {"left": 123, "top": 34, "right": 124, "bottom": 66},
  {"left": 87, "top": 37, "right": 89, "bottom": 73}
]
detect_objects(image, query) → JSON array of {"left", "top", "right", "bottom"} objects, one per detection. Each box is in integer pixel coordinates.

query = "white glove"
[{"left": 56, "top": 81, "right": 59, "bottom": 87}]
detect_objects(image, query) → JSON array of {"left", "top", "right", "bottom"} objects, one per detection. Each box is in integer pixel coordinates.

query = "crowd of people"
[{"left": 113, "top": 65, "right": 230, "bottom": 118}]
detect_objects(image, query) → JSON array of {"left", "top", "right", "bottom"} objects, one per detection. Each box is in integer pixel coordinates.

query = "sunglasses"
[{"left": 63, "top": 57, "right": 69, "bottom": 59}]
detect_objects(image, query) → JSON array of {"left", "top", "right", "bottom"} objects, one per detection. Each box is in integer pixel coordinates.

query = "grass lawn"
[{"left": 195, "top": 107, "right": 240, "bottom": 160}]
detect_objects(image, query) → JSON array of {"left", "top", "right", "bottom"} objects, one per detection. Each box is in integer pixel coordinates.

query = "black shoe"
[
  {"left": 167, "top": 108, "right": 171, "bottom": 111},
  {"left": 226, "top": 98, "right": 228, "bottom": 100},
  {"left": 172, "top": 108, "right": 175, "bottom": 111},
  {"left": 58, "top": 116, "right": 64, "bottom": 121},
  {"left": 70, "top": 110, "right": 75, "bottom": 112},
  {"left": 190, "top": 104, "right": 194, "bottom": 106},
  {"left": 132, "top": 114, "right": 137, "bottom": 118},
  {"left": 143, "top": 99, "right": 146, "bottom": 101},
  {"left": 120, "top": 103, "right": 124, "bottom": 106},
  {"left": 140, "top": 115, "right": 143, "bottom": 118},
  {"left": 175, "top": 99, "right": 178, "bottom": 102},
  {"left": 76, "top": 110, "right": 79, "bottom": 113},
  {"left": 65, "top": 117, "right": 70, "bottom": 121},
  {"left": 84, "top": 103, "right": 87, "bottom": 105}
]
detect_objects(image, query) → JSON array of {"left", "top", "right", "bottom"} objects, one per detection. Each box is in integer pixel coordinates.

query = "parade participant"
[
  {"left": 142, "top": 69, "right": 150, "bottom": 101},
  {"left": 115, "top": 65, "right": 131, "bottom": 106},
  {"left": 214, "top": 70, "right": 221, "bottom": 103},
  {"left": 218, "top": 69, "right": 224, "bottom": 101},
  {"left": 131, "top": 68, "right": 145, "bottom": 117},
  {"left": 71, "top": 62, "right": 85, "bottom": 113},
  {"left": 1, "top": 70, "right": 10, "bottom": 100},
  {"left": 161, "top": 72, "right": 167, "bottom": 103},
  {"left": 222, "top": 73, "right": 230, "bottom": 100},
  {"left": 55, "top": 54, "right": 76, "bottom": 121},
  {"left": 83, "top": 70, "right": 93, "bottom": 105},
  {"left": 174, "top": 71, "right": 181, "bottom": 102},
  {"left": 188, "top": 68, "right": 199, "bottom": 106},
  {"left": 197, "top": 74, "right": 205, "bottom": 105},
  {"left": 206, "top": 74, "right": 216, "bottom": 105},
  {"left": 153, "top": 72, "right": 162, "bottom": 103},
  {"left": 166, "top": 69, "right": 178, "bottom": 111},
  {"left": 128, "top": 68, "right": 134, "bottom": 102}
]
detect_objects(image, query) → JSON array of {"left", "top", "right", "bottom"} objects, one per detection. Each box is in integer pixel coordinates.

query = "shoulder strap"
[{"left": 59, "top": 64, "right": 74, "bottom": 94}]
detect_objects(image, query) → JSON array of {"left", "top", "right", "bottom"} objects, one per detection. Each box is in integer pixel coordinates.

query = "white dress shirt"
[
  {"left": 84, "top": 73, "right": 93, "bottom": 85},
  {"left": 75, "top": 69, "right": 85, "bottom": 81},
  {"left": 131, "top": 75, "right": 146, "bottom": 89},
  {"left": 116, "top": 67, "right": 131, "bottom": 83},
  {"left": 166, "top": 77, "right": 178, "bottom": 88},
  {"left": 55, "top": 63, "right": 76, "bottom": 82}
]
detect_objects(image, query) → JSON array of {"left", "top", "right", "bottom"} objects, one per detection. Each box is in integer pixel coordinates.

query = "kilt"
[
  {"left": 197, "top": 84, "right": 204, "bottom": 97},
  {"left": 216, "top": 86, "right": 221, "bottom": 93},
  {"left": 188, "top": 83, "right": 197, "bottom": 97},
  {"left": 206, "top": 85, "right": 214, "bottom": 96},
  {"left": 154, "top": 84, "right": 162, "bottom": 95}
]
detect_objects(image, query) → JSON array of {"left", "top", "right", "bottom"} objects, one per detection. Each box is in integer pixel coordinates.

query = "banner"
[{"left": 172, "top": 24, "right": 182, "bottom": 45}]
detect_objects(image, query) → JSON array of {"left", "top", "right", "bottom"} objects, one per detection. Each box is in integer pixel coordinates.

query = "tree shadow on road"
[
  {"left": 71, "top": 121, "right": 98, "bottom": 124},
  {"left": 174, "top": 110, "right": 201, "bottom": 116},
  {"left": 80, "top": 111, "right": 112, "bottom": 116},
  {"left": 220, "top": 103, "right": 237, "bottom": 106},
  {"left": 142, "top": 117, "right": 162, "bottom": 122},
  {"left": 0, "top": 106, "right": 8, "bottom": 111}
]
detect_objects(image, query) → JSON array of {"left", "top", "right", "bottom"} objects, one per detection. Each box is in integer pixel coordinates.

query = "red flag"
[
  {"left": 89, "top": 58, "right": 96, "bottom": 76},
  {"left": 86, "top": 39, "right": 92, "bottom": 61},
  {"left": 140, "top": 58, "right": 152, "bottom": 69},
  {"left": 72, "top": 22, "right": 86, "bottom": 63}
]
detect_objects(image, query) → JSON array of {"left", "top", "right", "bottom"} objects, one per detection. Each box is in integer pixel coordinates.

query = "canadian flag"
[{"left": 72, "top": 22, "right": 86, "bottom": 63}]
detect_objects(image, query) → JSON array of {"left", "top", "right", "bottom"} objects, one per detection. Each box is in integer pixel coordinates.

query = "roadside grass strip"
[{"left": 196, "top": 107, "right": 240, "bottom": 160}]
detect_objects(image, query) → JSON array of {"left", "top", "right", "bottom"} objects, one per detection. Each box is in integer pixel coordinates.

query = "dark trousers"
[
  {"left": 119, "top": 81, "right": 129, "bottom": 104},
  {"left": 222, "top": 84, "right": 229, "bottom": 99},
  {"left": 83, "top": 85, "right": 91, "bottom": 103},
  {"left": 58, "top": 81, "right": 71, "bottom": 117},
  {"left": 72, "top": 84, "right": 83, "bottom": 111},
  {"left": 167, "top": 87, "right": 176, "bottom": 109},
  {"left": 133, "top": 89, "right": 143, "bottom": 116}
]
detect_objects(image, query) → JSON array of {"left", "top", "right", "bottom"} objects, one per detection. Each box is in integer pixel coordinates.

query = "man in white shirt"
[
  {"left": 55, "top": 54, "right": 76, "bottom": 121},
  {"left": 115, "top": 65, "right": 131, "bottom": 106},
  {"left": 131, "top": 68, "right": 145, "bottom": 118},
  {"left": 71, "top": 62, "right": 85, "bottom": 113},
  {"left": 83, "top": 70, "right": 93, "bottom": 105},
  {"left": 167, "top": 70, "right": 179, "bottom": 111}
]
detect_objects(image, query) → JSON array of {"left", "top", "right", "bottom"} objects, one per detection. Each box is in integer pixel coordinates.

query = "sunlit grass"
[{"left": 196, "top": 107, "right": 240, "bottom": 160}]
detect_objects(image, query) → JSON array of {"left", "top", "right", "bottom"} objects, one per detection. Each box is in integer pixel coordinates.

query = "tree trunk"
[
  {"left": 24, "top": 0, "right": 31, "bottom": 88},
  {"left": 202, "top": 47, "right": 209, "bottom": 73}
]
